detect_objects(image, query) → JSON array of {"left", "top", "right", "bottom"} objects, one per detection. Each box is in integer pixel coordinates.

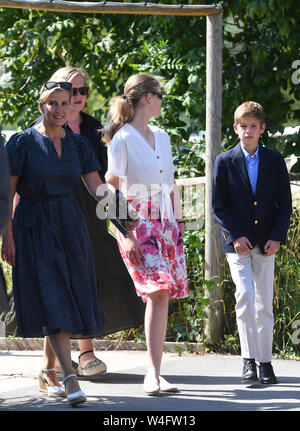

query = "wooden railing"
[{"left": 175, "top": 177, "right": 206, "bottom": 230}]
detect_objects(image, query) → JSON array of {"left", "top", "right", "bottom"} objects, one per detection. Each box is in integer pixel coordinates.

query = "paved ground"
[{"left": 0, "top": 349, "right": 299, "bottom": 416}]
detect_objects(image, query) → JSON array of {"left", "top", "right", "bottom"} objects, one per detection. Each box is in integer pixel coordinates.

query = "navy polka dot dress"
[{"left": 5, "top": 127, "right": 105, "bottom": 338}]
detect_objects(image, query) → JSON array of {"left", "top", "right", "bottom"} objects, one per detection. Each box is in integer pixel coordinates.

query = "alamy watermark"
[
  {"left": 95, "top": 181, "right": 205, "bottom": 230},
  {"left": 291, "top": 320, "right": 300, "bottom": 345}
]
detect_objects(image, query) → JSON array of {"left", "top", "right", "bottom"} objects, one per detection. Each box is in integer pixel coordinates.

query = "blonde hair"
[
  {"left": 38, "top": 66, "right": 90, "bottom": 107},
  {"left": 50, "top": 66, "right": 90, "bottom": 98},
  {"left": 234, "top": 101, "right": 265, "bottom": 125},
  {"left": 102, "top": 74, "right": 163, "bottom": 144}
]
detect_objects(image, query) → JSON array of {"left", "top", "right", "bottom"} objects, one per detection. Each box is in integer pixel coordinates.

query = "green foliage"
[
  {"left": 163, "top": 139, "right": 208, "bottom": 344},
  {"left": 0, "top": 1, "right": 299, "bottom": 166},
  {"left": 273, "top": 208, "right": 300, "bottom": 357},
  {"left": 0, "top": 239, "right": 12, "bottom": 291},
  {"left": 173, "top": 139, "right": 206, "bottom": 179},
  {"left": 220, "top": 0, "right": 300, "bottom": 162},
  {"left": 166, "top": 228, "right": 207, "bottom": 343},
  {"left": 0, "top": 10, "right": 207, "bottom": 148}
]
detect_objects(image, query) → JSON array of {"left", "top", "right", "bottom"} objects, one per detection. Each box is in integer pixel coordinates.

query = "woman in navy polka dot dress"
[
  {"left": 38, "top": 67, "right": 146, "bottom": 379},
  {"left": 1, "top": 82, "right": 110, "bottom": 405}
]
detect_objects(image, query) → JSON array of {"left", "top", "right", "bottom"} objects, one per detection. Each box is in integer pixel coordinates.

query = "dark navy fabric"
[
  {"left": 5, "top": 127, "right": 105, "bottom": 338},
  {"left": 28, "top": 114, "right": 146, "bottom": 337}
]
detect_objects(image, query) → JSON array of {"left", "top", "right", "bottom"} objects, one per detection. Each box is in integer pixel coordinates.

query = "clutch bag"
[{"left": 106, "top": 190, "right": 138, "bottom": 237}]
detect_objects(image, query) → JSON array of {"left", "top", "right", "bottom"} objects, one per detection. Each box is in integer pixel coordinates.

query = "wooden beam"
[
  {"left": 204, "top": 13, "right": 223, "bottom": 344},
  {"left": 175, "top": 176, "right": 205, "bottom": 187},
  {"left": 0, "top": 1, "right": 223, "bottom": 16}
]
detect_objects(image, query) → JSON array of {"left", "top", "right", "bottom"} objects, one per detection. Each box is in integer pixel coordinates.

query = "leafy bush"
[{"left": 273, "top": 208, "right": 300, "bottom": 357}]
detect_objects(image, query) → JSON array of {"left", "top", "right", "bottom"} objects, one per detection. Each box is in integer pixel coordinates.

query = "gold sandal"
[{"left": 78, "top": 350, "right": 107, "bottom": 377}]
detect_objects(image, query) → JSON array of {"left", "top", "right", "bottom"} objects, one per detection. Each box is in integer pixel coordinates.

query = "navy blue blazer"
[{"left": 212, "top": 142, "right": 292, "bottom": 253}]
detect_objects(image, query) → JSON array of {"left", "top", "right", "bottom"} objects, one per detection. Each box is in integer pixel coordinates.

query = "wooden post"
[{"left": 204, "top": 13, "right": 223, "bottom": 343}]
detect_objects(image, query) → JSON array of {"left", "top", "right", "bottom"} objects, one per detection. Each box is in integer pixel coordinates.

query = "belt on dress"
[
  {"left": 126, "top": 184, "right": 175, "bottom": 223},
  {"left": 19, "top": 195, "right": 73, "bottom": 228}
]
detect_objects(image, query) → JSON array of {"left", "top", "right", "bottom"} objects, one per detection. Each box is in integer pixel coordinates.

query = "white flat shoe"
[
  {"left": 159, "top": 376, "right": 178, "bottom": 392},
  {"left": 63, "top": 373, "right": 86, "bottom": 406},
  {"left": 38, "top": 369, "right": 66, "bottom": 397},
  {"left": 143, "top": 374, "right": 160, "bottom": 396}
]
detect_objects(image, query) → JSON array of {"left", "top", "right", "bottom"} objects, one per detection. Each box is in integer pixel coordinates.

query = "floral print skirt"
[{"left": 116, "top": 198, "right": 189, "bottom": 303}]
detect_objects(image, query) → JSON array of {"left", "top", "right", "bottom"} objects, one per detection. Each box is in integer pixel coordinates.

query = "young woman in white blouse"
[{"left": 103, "top": 74, "right": 189, "bottom": 395}]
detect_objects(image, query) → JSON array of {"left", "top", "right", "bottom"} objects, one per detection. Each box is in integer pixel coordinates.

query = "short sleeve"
[
  {"left": 5, "top": 132, "right": 28, "bottom": 177},
  {"left": 76, "top": 134, "right": 101, "bottom": 175},
  {"left": 106, "top": 135, "right": 128, "bottom": 179}
]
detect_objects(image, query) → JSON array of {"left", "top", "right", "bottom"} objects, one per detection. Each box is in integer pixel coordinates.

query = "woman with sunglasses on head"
[
  {"left": 103, "top": 73, "right": 189, "bottom": 395},
  {"left": 1, "top": 81, "right": 108, "bottom": 406},
  {"left": 37, "top": 66, "right": 146, "bottom": 381}
]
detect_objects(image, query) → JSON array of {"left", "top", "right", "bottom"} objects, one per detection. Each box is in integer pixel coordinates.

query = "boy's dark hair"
[{"left": 234, "top": 101, "right": 265, "bottom": 125}]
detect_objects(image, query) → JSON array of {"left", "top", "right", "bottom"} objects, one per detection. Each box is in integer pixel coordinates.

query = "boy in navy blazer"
[{"left": 212, "top": 101, "right": 292, "bottom": 384}]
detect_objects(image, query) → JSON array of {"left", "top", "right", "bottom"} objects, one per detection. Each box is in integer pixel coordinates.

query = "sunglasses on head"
[
  {"left": 43, "top": 81, "right": 72, "bottom": 91},
  {"left": 72, "top": 87, "right": 89, "bottom": 96}
]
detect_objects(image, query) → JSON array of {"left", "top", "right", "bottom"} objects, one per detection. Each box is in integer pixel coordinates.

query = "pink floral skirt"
[{"left": 116, "top": 199, "right": 189, "bottom": 303}]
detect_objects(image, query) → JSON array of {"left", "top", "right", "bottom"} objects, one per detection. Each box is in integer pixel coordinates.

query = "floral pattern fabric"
[{"left": 116, "top": 198, "right": 189, "bottom": 303}]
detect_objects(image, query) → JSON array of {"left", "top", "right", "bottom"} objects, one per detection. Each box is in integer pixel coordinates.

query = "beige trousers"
[{"left": 226, "top": 246, "right": 275, "bottom": 363}]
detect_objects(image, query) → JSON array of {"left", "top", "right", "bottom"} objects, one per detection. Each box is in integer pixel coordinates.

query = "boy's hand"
[
  {"left": 233, "top": 236, "right": 253, "bottom": 254},
  {"left": 264, "top": 240, "right": 280, "bottom": 256}
]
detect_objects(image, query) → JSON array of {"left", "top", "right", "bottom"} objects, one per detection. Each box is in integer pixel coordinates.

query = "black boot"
[
  {"left": 241, "top": 359, "right": 258, "bottom": 384},
  {"left": 259, "top": 362, "right": 278, "bottom": 384}
]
